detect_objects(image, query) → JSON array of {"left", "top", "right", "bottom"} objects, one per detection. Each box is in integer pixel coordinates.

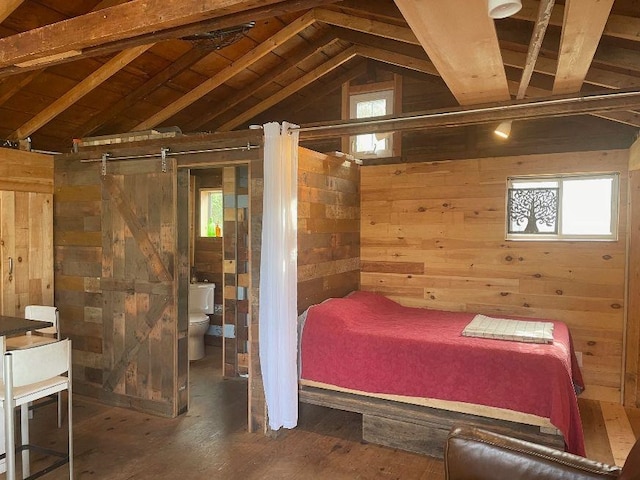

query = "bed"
[{"left": 298, "top": 291, "right": 585, "bottom": 458}]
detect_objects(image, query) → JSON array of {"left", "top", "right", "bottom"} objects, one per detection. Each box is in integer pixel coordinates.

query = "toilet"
[{"left": 189, "top": 282, "right": 215, "bottom": 361}]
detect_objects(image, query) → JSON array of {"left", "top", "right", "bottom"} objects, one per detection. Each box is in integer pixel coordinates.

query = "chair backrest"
[
  {"left": 619, "top": 435, "right": 640, "bottom": 480},
  {"left": 24, "top": 305, "right": 58, "bottom": 336},
  {"left": 3, "top": 338, "right": 70, "bottom": 387}
]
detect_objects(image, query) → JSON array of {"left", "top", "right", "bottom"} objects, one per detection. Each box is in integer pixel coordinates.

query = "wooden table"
[{"left": 0, "top": 314, "right": 54, "bottom": 474}]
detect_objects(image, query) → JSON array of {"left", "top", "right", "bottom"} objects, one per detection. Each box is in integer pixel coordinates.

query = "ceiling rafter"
[
  {"left": 10, "top": 44, "right": 153, "bottom": 141},
  {"left": 514, "top": 0, "right": 640, "bottom": 43},
  {"left": 217, "top": 45, "right": 358, "bottom": 131},
  {"left": 186, "top": 32, "right": 341, "bottom": 132},
  {"left": 79, "top": 46, "right": 214, "bottom": 137},
  {"left": 0, "top": 0, "right": 24, "bottom": 24},
  {"left": 134, "top": 10, "right": 317, "bottom": 131},
  {"left": 553, "top": 0, "right": 615, "bottom": 95}
]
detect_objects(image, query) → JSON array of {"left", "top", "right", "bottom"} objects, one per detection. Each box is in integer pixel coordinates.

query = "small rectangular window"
[
  {"left": 199, "top": 189, "right": 223, "bottom": 237},
  {"left": 506, "top": 173, "right": 619, "bottom": 241},
  {"left": 349, "top": 89, "right": 393, "bottom": 158}
]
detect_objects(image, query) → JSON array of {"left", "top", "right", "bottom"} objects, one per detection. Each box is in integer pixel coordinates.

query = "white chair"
[
  {"left": 6, "top": 306, "right": 59, "bottom": 350},
  {"left": 6, "top": 306, "right": 62, "bottom": 428},
  {"left": 2, "top": 338, "right": 73, "bottom": 480}
]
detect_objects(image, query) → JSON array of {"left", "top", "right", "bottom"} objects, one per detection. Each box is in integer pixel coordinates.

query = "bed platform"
[
  {"left": 298, "top": 291, "right": 584, "bottom": 458},
  {"left": 299, "top": 384, "right": 565, "bottom": 458}
]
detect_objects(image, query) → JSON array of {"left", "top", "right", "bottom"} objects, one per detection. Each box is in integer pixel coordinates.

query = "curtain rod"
[{"left": 295, "top": 88, "right": 640, "bottom": 138}]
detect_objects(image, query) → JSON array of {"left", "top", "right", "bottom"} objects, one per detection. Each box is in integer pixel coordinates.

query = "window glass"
[
  {"left": 199, "top": 189, "right": 223, "bottom": 237},
  {"left": 506, "top": 173, "right": 618, "bottom": 241},
  {"left": 349, "top": 90, "right": 393, "bottom": 157}
]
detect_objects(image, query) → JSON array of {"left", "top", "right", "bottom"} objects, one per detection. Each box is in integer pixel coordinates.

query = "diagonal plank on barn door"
[
  {"left": 103, "top": 291, "right": 172, "bottom": 392},
  {"left": 101, "top": 175, "right": 172, "bottom": 282}
]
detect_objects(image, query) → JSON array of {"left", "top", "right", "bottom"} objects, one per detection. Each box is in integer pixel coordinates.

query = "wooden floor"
[{"left": 18, "top": 346, "right": 640, "bottom": 479}]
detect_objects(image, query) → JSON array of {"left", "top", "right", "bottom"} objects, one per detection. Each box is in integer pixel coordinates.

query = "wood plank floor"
[{"left": 21, "top": 346, "right": 640, "bottom": 479}]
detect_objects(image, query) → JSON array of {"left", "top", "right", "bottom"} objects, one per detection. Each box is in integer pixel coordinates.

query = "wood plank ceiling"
[{"left": 0, "top": 0, "right": 638, "bottom": 155}]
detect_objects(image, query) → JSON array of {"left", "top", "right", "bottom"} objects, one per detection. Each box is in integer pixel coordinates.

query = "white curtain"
[{"left": 259, "top": 121, "right": 299, "bottom": 430}]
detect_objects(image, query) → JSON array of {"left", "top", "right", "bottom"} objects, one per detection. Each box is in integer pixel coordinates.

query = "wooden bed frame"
[{"left": 299, "top": 384, "right": 566, "bottom": 458}]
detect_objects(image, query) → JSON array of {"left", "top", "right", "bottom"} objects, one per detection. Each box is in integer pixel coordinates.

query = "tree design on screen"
[{"left": 508, "top": 188, "right": 558, "bottom": 234}]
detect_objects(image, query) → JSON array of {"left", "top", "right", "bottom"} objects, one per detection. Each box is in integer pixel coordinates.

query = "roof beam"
[
  {"left": 355, "top": 45, "right": 438, "bottom": 76},
  {"left": 0, "top": 0, "right": 23, "bottom": 24},
  {"left": 79, "top": 46, "right": 213, "bottom": 137},
  {"left": 186, "top": 33, "right": 341, "bottom": 132},
  {"left": 217, "top": 46, "right": 358, "bottom": 131},
  {"left": 312, "top": 8, "right": 419, "bottom": 44},
  {"left": 0, "top": 0, "right": 336, "bottom": 72},
  {"left": 10, "top": 45, "right": 152, "bottom": 141},
  {"left": 553, "top": 0, "right": 615, "bottom": 95},
  {"left": 134, "top": 10, "right": 317, "bottom": 131},
  {"left": 394, "top": 0, "right": 510, "bottom": 105},
  {"left": 514, "top": 0, "right": 639, "bottom": 43}
]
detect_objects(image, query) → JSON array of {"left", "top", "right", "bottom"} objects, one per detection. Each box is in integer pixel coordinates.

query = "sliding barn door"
[
  {"left": 0, "top": 190, "right": 53, "bottom": 316},
  {"left": 101, "top": 159, "right": 179, "bottom": 416}
]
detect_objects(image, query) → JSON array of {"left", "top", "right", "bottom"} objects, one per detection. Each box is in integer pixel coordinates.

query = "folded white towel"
[{"left": 462, "top": 314, "right": 554, "bottom": 344}]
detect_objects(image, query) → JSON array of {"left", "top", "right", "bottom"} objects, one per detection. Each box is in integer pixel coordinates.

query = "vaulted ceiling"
[{"left": 0, "top": 0, "right": 639, "bottom": 156}]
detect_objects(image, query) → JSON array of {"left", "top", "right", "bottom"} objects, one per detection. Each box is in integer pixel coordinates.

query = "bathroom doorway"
[{"left": 185, "top": 164, "right": 250, "bottom": 379}]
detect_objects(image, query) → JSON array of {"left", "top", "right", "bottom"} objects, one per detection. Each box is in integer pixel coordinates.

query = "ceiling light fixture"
[
  {"left": 488, "top": 0, "right": 522, "bottom": 19},
  {"left": 494, "top": 120, "right": 512, "bottom": 139}
]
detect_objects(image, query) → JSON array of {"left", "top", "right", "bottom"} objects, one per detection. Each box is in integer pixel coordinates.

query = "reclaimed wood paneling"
[
  {"left": 54, "top": 155, "right": 104, "bottom": 396},
  {"left": 297, "top": 148, "right": 360, "bottom": 313},
  {"left": 361, "top": 150, "right": 629, "bottom": 403}
]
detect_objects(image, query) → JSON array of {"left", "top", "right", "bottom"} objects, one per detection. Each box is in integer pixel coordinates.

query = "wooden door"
[
  {"left": 0, "top": 190, "right": 54, "bottom": 316},
  {"left": 100, "top": 159, "right": 181, "bottom": 417}
]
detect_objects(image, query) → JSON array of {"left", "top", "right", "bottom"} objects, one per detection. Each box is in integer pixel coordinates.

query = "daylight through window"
[
  {"left": 349, "top": 89, "right": 393, "bottom": 158},
  {"left": 506, "top": 173, "right": 619, "bottom": 241},
  {"left": 200, "top": 189, "right": 223, "bottom": 237}
]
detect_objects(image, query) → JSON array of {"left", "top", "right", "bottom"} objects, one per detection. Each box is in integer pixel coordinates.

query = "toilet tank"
[{"left": 189, "top": 283, "right": 215, "bottom": 314}]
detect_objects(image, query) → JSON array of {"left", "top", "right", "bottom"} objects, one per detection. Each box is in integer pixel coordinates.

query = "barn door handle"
[{"left": 7, "top": 257, "right": 13, "bottom": 275}]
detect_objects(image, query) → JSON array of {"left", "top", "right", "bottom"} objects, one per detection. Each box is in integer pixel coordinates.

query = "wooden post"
[{"left": 626, "top": 136, "right": 640, "bottom": 407}]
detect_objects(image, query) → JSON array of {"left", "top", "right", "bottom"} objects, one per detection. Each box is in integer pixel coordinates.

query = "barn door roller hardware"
[{"left": 81, "top": 144, "right": 260, "bottom": 165}]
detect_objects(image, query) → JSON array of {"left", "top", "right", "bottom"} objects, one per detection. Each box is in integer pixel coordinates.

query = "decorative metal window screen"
[{"left": 507, "top": 187, "right": 559, "bottom": 235}]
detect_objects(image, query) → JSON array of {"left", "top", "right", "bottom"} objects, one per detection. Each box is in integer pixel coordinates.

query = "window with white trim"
[
  {"left": 349, "top": 89, "right": 393, "bottom": 158},
  {"left": 506, "top": 173, "right": 619, "bottom": 241},
  {"left": 199, "top": 188, "right": 223, "bottom": 237}
]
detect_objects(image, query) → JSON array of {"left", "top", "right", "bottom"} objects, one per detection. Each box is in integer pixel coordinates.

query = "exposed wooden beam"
[
  {"left": 0, "top": 70, "right": 42, "bottom": 107},
  {"left": 0, "top": 0, "right": 337, "bottom": 70},
  {"left": 516, "top": 0, "right": 554, "bottom": 99},
  {"left": 134, "top": 10, "right": 317, "bottom": 131},
  {"left": 0, "top": 0, "right": 23, "bottom": 24},
  {"left": 298, "top": 88, "right": 640, "bottom": 140},
  {"left": 355, "top": 45, "right": 438, "bottom": 76},
  {"left": 186, "top": 33, "right": 341, "bottom": 132},
  {"left": 393, "top": 0, "right": 510, "bottom": 105},
  {"left": 217, "top": 46, "right": 358, "bottom": 131},
  {"left": 79, "top": 46, "right": 213, "bottom": 137},
  {"left": 10, "top": 45, "right": 152, "bottom": 141},
  {"left": 312, "top": 8, "right": 419, "bottom": 45},
  {"left": 553, "top": 0, "right": 615, "bottom": 95},
  {"left": 514, "top": 0, "right": 639, "bottom": 43}
]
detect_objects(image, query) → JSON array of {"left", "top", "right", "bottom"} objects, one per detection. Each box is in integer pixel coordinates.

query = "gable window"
[
  {"left": 506, "top": 173, "right": 619, "bottom": 241},
  {"left": 349, "top": 89, "right": 394, "bottom": 158},
  {"left": 199, "top": 188, "right": 223, "bottom": 237}
]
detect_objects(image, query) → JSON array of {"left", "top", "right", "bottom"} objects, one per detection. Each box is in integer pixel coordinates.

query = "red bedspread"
[{"left": 299, "top": 291, "right": 585, "bottom": 455}]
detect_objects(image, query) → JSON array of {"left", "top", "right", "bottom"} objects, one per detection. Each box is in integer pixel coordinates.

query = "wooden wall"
[
  {"left": 0, "top": 148, "right": 54, "bottom": 316},
  {"left": 361, "top": 150, "right": 629, "bottom": 403},
  {"left": 297, "top": 148, "right": 361, "bottom": 313}
]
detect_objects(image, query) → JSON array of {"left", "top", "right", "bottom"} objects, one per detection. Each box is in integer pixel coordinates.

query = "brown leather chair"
[{"left": 445, "top": 425, "right": 640, "bottom": 480}]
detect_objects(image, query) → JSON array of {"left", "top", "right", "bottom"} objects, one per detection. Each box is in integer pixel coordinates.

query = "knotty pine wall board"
[{"left": 361, "top": 149, "right": 628, "bottom": 403}]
